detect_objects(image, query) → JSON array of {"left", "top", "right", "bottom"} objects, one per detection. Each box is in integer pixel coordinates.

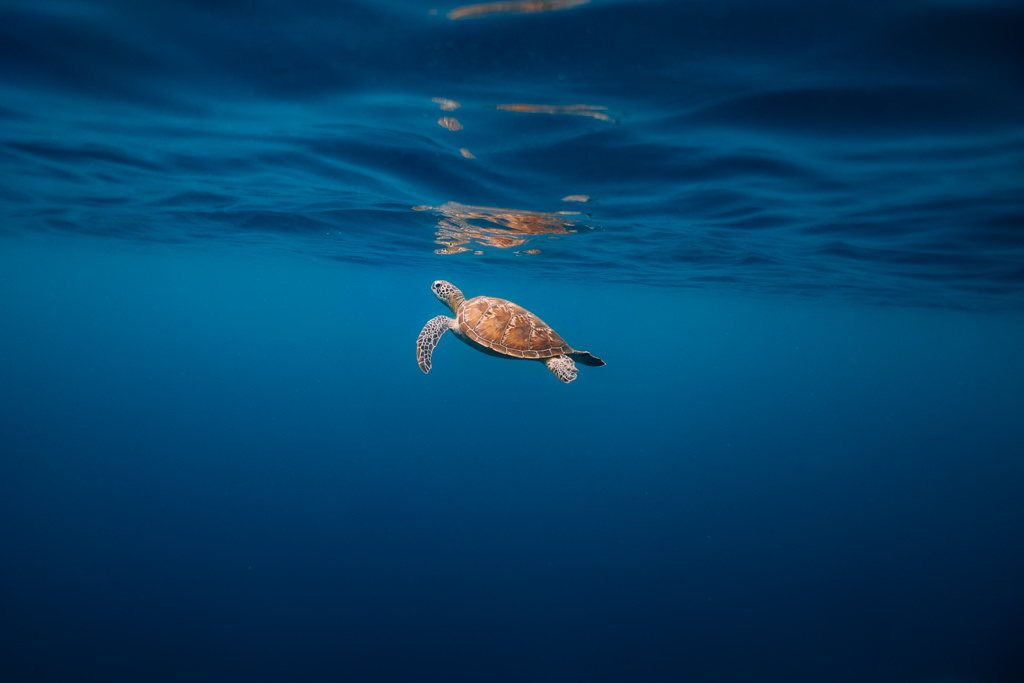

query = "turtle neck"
[{"left": 446, "top": 291, "right": 465, "bottom": 314}]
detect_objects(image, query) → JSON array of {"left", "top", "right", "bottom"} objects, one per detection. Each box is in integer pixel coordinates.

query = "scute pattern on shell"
[{"left": 458, "top": 296, "right": 572, "bottom": 359}]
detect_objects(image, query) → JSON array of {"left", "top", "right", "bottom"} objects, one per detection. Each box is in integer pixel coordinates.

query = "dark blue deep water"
[{"left": 2, "top": 1, "right": 1024, "bottom": 681}]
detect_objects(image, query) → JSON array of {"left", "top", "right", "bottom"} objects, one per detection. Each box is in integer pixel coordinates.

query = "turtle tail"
[{"left": 569, "top": 351, "right": 605, "bottom": 367}]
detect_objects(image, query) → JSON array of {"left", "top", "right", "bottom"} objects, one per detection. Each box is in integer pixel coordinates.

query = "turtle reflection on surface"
[
  {"left": 447, "top": 0, "right": 589, "bottom": 20},
  {"left": 412, "top": 202, "right": 592, "bottom": 255},
  {"left": 495, "top": 103, "right": 613, "bottom": 122}
]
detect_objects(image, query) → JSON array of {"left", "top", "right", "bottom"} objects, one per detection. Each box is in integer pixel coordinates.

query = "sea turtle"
[{"left": 416, "top": 280, "right": 605, "bottom": 383}]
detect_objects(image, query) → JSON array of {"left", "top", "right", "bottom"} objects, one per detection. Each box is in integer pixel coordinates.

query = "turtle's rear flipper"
[
  {"left": 417, "top": 315, "right": 455, "bottom": 374},
  {"left": 570, "top": 351, "right": 605, "bottom": 367},
  {"left": 544, "top": 355, "right": 578, "bottom": 383}
]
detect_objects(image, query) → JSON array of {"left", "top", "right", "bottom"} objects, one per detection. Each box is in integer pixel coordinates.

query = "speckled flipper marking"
[
  {"left": 544, "top": 355, "right": 578, "bottom": 383},
  {"left": 417, "top": 315, "right": 455, "bottom": 374}
]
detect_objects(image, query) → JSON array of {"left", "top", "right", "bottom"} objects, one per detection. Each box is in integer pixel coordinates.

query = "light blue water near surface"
[{"left": 2, "top": 1, "right": 1024, "bottom": 682}]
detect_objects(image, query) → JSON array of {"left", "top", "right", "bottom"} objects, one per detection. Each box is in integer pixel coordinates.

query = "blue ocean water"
[{"left": 2, "top": 1, "right": 1024, "bottom": 682}]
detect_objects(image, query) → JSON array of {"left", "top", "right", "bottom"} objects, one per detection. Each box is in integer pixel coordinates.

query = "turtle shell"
[{"left": 457, "top": 296, "right": 573, "bottom": 359}]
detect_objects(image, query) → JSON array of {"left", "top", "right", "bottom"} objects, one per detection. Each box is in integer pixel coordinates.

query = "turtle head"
[{"left": 431, "top": 280, "right": 465, "bottom": 313}]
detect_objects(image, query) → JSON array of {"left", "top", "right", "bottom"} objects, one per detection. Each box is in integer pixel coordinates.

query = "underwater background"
[{"left": 2, "top": 0, "right": 1024, "bottom": 681}]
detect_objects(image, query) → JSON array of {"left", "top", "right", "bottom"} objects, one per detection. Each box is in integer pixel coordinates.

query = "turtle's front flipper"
[
  {"left": 544, "top": 355, "right": 578, "bottom": 383},
  {"left": 417, "top": 315, "right": 455, "bottom": 374}
]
